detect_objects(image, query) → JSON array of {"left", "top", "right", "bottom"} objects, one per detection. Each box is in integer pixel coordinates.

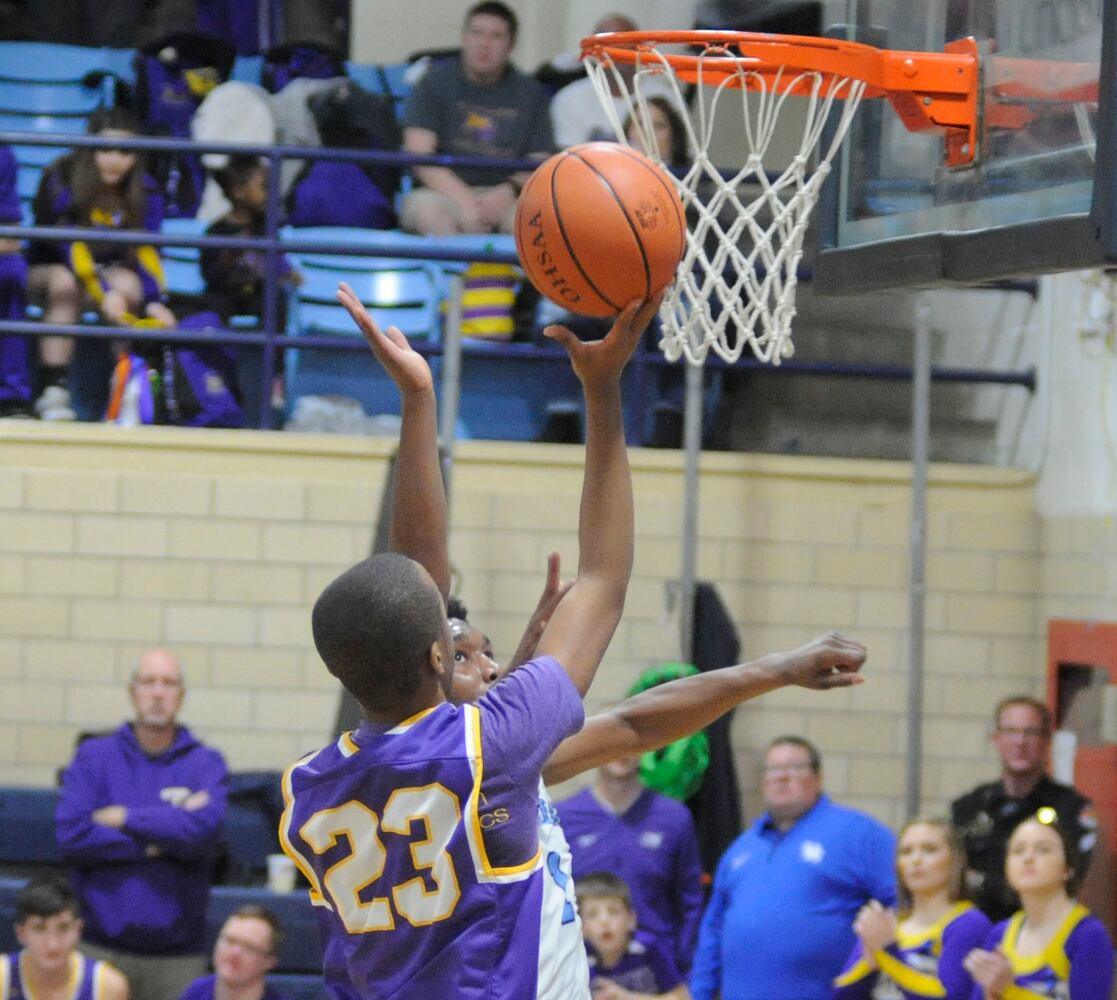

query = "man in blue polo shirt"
[{"left": 690, "top": 735, "right": 896, "bottom": 1000}]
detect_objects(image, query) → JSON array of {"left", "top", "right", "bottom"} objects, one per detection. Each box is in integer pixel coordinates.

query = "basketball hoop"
[{"left": 581, "top": 31, "right": 981, "bottom": 365}]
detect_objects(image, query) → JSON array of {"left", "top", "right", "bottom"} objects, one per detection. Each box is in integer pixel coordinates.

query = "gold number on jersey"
[{"left": 298, "top": 784, "right": 461, "bottom": 933}]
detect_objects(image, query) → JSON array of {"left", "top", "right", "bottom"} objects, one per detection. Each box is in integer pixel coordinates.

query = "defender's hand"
[
  {"left": 337, "top": 281, "right": 434, "bottom": 395},
  {"left": 779, "top": 632, "right": 867, "bottom": 690}
]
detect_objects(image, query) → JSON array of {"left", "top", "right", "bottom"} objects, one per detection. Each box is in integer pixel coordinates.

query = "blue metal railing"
[{"left": 0, "top": 129, "right": 1037, "bottom": 436}]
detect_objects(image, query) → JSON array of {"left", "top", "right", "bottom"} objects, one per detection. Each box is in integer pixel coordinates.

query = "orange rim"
[{"left": 582, "top": 29, "right": 981, "bottom": 165}]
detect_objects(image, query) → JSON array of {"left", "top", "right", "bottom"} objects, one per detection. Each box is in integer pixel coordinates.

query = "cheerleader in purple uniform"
[
  {"left": 964, "top": 812, "right": 1113, "bottom": 1000},
  {"left": 834, "top": 818, "right": 991, "bottom": 999}
]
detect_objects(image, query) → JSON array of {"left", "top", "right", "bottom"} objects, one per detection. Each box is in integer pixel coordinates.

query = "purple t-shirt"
[
  {"left": 281, "top": 657, "right": 584, "bottom": 1000},
  {"left": 558, "top": 787, "right": 705, "bottom": 969},
  {"left": 588, "top": 934, "right": 683, "bottom": 994}
]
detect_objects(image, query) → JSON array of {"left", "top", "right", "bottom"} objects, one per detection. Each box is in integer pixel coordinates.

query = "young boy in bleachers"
[
  {"left": 200, "top": 155, "right": 301, "bottom": 323},
  {"left": 577, "top": 872, "right": 692, "bottom": 1000},
  {"left": 200, "top": 155, "right": 300, "bottom": 409},
  {"left": 2, "top": 878, "right": 129, "bottom": 1000}
]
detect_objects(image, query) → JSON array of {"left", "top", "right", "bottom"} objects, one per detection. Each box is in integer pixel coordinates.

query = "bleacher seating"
[
  {"left": 282, "top": 227, "right": 443, "bottom": 420},
  {"left": 0, "top": 787, "right": 62, "bottom": 875},
  {"left": 160, "top": 216, "right": 209, "bottom": 299}
]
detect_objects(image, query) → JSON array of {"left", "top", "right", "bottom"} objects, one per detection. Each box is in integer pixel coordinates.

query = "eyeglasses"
[
  {"left": 762, "top": 762, "right": 815, "bottom": 777},
  {"left": 218, "top": 933, "right": 273, "bottom": 959},
  {"left": 995, "top": 726, "right": 1047, "bottom": 740}
]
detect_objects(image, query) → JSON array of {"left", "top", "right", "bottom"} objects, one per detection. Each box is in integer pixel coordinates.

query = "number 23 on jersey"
[{"left": 297, "top": 783, "right": 462, "bottom": 933}]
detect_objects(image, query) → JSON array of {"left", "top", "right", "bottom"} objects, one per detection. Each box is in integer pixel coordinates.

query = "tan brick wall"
[{"left": 0, "top": 423, "right": 1069, "bottom": 833}]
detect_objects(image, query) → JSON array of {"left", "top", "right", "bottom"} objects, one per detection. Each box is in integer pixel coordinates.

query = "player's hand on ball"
[
  {"left": 337, "top": 281, "right": 434, "bottom": 395},
  {"left": 783, "top": 632, "right": 867, "bottom": 689},
  {"left": 544, "top": 294, "right": 663, "bottom": 387}
]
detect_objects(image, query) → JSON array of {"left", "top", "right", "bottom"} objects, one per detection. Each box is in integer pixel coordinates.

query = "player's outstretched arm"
[
  {"left": 542, "top": 632, "right": 867, "bottom": 785},
  {"left": 337, "top": 282, "right": 450, "bottom": 598},
  {"left": 506, "top": 552, "right": 572, "bottom": 672},
  {"left": 534, "top": 297, "right": 661, "bottom": 696}
]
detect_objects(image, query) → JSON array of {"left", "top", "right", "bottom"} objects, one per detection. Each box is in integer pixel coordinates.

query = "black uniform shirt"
[{"left": 951, "top": 774, "right": 1096, "bottom": 922}]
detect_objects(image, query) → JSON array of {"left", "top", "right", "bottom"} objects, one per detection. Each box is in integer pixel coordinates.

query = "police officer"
[{"left": 951, "top": 695, "right": 1096, "bottom": 921}]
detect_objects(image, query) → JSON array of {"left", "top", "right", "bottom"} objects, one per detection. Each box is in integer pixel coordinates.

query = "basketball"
[{"left": 514, "top": 142, "right": 686, "bottom": 318}]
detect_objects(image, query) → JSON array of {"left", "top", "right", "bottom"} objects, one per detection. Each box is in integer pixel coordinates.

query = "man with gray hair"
[{"left": 56, "top": 648, "right": 228, "bottom": 1000}]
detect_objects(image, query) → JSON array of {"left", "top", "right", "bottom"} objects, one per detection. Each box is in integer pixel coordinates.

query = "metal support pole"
[
  {"left": 906, "top": 296, "right": 932, "bottom": 819},
  {"left": 679, "top": 360, "right": 704, "bottom": 663},
  {"left": 258, "top": 146, "right": 283, "bottom": 430},
  {"left": 439, "top": 274, "right": 465, "bottom": 502}
]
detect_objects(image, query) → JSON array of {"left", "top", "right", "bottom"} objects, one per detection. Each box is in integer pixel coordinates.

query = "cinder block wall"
[{"left": 0, "top": 422, "right": 1089, "bottom": 830}]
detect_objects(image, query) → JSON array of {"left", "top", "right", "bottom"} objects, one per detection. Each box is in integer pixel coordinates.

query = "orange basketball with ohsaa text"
[{"left": 514, "top": 142, "right": 686, "bottom": 318}]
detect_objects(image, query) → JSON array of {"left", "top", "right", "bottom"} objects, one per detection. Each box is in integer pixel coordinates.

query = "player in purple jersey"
[
  {"left": 964, "top": 814, "right": 1113, "bottom": 1000},
  {"left": 833, "top": 818, "right": 990, "bottom": 1000},
  {"left": 346, "top": 276, "right": 871, "bottom": 998},
  {"left": 281, "top": 284, "right": 660, "bottom": 1000},
  {"left": 1, "top": 879, "right": 128, "bottom": 1000}
]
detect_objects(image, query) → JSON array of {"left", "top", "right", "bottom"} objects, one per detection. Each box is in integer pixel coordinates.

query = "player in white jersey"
[{"left": 337, "top": 287, "right": 869, "bottom": 999}]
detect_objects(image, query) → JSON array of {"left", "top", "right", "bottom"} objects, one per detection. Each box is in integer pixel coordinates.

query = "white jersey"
[{"left": 536, "top": 782, "right": 591, "bottom": 999}]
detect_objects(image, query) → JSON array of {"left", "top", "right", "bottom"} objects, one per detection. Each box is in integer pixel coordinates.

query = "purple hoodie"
[{"left": 56, "top": 723, "right": 228, "bottom": 955}]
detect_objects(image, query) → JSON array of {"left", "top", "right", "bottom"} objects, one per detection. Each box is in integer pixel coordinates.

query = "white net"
[{"left": 584, "top": 42, "right": 868, "bottom": 365}]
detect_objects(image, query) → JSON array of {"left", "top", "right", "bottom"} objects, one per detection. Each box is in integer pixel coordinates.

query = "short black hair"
[
  {"left": 465, "top": 1, "right": 517, "bottom": 43},
  {"left": 575, "top": 871, "right": 633, "bottom": 911},
  {"left": 766, "top": 735, "right": 822, "bottom": 772},
  {"left": 228, "top": 904, "right": 283, "bottom": 955},
  {"left": 447, "top": 596, "right": 469, "bottom": 621},
  {"left": 16, "top": 878, "right": 80, "bottom": 922},
  {"left": 312, "top": 553, "right": 447, "bottom": 711},
  {"left": 213, "top": 154, "right": 265, "bottom": 202}
]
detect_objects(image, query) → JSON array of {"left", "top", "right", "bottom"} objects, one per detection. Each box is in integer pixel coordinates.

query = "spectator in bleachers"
[
  {"left": 626, "top": 97, "right": 690, "bottom": 169},
  {"left": 399, "top": 1, "right": 553, "bottom": 236},
  {"left": 3, "top": 877, "right": 129, "bottom": 1000},
  {"left": 0, "top": 143, "right": 33, "bottom": 419},
  {"left": 534, "top": 11, "right": 637, "bottom": 101},
  {"left": 179, "top": 906, "right": 285, "bottom": 1000},
  {"left": 200, "top": 155, "right": 301, "bottom": 323},
  {"left": 27, "top": 107, "right": 175, "bottom": 421},
  {"left": 550, "top": 14, "right": 684, "bottom": 149},
  {"left": 200, "top": 155, "right": 299, "bottom": 411},
  {"left": 689, "top": 736, "right": 896, "bottom": 1000},
  {"left": 56, "top": 648, "right": 228, "bottom": 1000},
  {"left": 558, "top": 755, "right": 705, "bottom": 972},
  {"left": 577, "top": 871, "right": 691, "bottom": 999},
  {"left": 951, "top": 695, "right": 1095, "bottom": 922}
]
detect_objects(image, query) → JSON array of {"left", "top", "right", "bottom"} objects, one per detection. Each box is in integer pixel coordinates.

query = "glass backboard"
[{"left": 815, "top": 0, "right": 1117, "bottom": 292}]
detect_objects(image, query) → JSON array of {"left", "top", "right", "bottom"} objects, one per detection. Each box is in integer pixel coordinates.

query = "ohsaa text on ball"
[{"left": 526, "top": 211, "right": 580, "bottom": 305}]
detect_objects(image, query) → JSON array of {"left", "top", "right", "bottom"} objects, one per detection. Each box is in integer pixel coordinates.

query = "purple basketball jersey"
[
  {"left": 2, "top": 952, "right": 111, "bottom": 1000},
  {"left": 281, "top": 658, "right": 584, "bottom": 999}
]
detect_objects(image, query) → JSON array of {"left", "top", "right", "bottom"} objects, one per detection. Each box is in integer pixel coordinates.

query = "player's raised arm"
[
  {"left": 336, "top": 282, "right": 451, "bottom": 598},
  {"left": 543, "top": 632, "right": 867, "bottom": 785},
  {"left": 534, "top": 296, "right": 661, "bottom": 696}
]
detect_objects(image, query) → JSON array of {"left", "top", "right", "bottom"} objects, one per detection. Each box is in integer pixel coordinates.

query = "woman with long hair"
[
  {"left": 833, "top": 818, "right": 991, "bottom": 999},
  {"left": 964, "top": 812, "right": 1113, "bottom": 999},
  {"left": 28, "top": 106, "right": 174, "bottom": 420}
]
